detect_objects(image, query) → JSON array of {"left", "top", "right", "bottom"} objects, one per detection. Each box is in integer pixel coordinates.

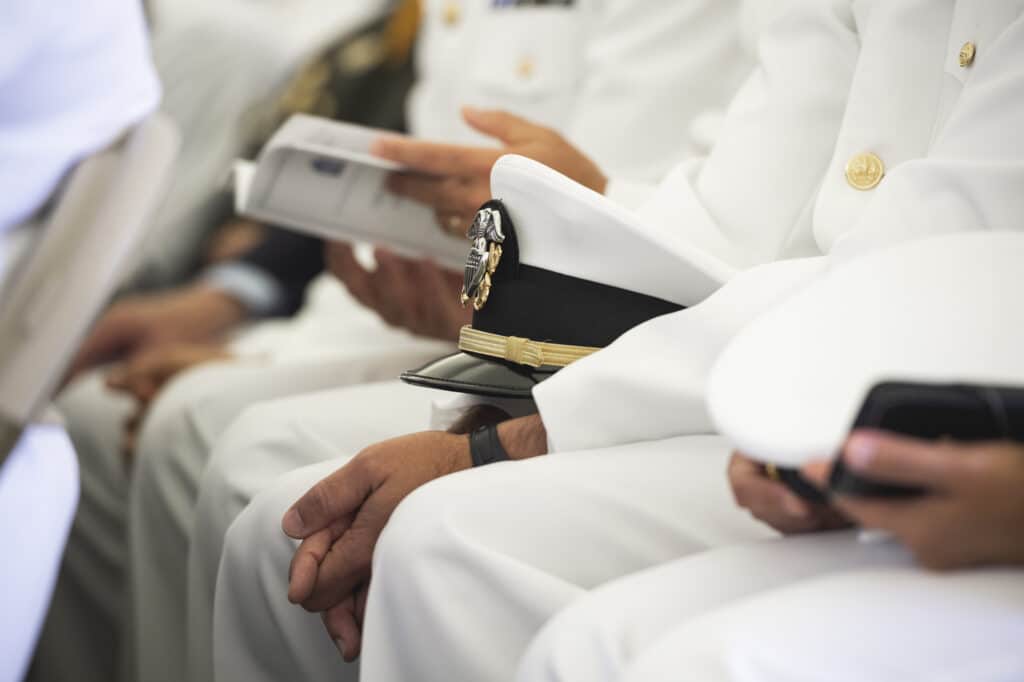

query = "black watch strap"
[{"left": 469, "top": 424, "right": 511, "bottom": 467}]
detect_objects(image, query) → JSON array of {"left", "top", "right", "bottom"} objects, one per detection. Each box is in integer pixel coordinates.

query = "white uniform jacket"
[
  {"left": 535, "top": 0, "right": 1024, "bottom": 452},
  {"left": 410, "top": 0, "right": 749, "bottom": 206}
]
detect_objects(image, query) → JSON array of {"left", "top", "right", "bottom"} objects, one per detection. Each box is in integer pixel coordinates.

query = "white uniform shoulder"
[{"left": 0, "top": 0, "right": 160, "bottom": 231}]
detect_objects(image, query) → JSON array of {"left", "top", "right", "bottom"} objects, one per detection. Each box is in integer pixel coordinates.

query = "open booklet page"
[{"left": 235, "top": 114, "right": 468, "bottom": 269}]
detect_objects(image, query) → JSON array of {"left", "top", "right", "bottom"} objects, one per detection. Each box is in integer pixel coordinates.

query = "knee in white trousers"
[
  {"left": 196, "top": 381, "right": 441, "bottom": 680},
  {"left": 361, "top": 436, "right": 776, "bottom": 682},
  {"left": 620, "top": 565, "right": 1024, "bottom": 682},
  {"left": 213, "top": 461, "right": 358, "bottom": 682}
]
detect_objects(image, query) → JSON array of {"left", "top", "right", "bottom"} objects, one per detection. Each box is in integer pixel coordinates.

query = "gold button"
[
  {"left": 442, "top": 1, "right": 461, "bottom": 27},
  {"left": 845, "top": 152, "right": 885, "bottom": 191},
  {"left": 516, "top": 57, "right": 536, "bottom": 80},
  {"left": 959, "top": 41, "right": 976, "bottom": 68}
]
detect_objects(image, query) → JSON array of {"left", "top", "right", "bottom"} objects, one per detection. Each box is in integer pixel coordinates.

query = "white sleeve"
[
  {"left": 533, "top": 1, "right": 860, "bottom": 452},
  {"left": 629, "top": 0, "right": 859, "bottom": 270},
  {"left": 535, "top": 257, "right": 827, "bottom": 453},
  {"left": 562, "top": 0, "right": 750, "bottom": 182}
]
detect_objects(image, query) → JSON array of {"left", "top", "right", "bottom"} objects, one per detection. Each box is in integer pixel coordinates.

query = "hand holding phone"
[{"left": 777, "top": 382, "right": 1024, "bottom": 501}]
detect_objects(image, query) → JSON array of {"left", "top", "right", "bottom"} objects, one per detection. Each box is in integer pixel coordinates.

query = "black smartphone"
[{"left": 775, "top": 382, "right": 1024, "bottom": 501}]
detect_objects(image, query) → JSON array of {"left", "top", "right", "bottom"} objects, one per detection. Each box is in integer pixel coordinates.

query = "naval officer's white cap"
[
  {"left": 402, "top": 154, "right": 733, "bottom": 399},
  {"left": 708, "top": 231, "right": 1024, "bottom": 467}
]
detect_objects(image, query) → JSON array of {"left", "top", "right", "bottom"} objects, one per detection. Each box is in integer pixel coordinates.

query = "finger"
[
  {"left": 402, "top": 258, "right": 434, "bottom": 333},
  {"left": 288, "top": 529, "right": 334, "bottom": 604},
  {"left": 435, "top": 210, "right": 466, "bottom": 237},
  {"left": 415, "top": 260, "right": 469, "bottom": 338},
  {"left": 727, "top": 452, "right": 769, "bottom": 503},
  {"left": 728, "top": 454, "right": 815, "bottom": 519},
  {"left": 744, "top": 484, "right": 847, "bottom": 535},
  {"left": 740, "top": 475, "right": 814, "bottom": 520},
  {"left": 121, "top": 417, "right": 141, "bottom": 465},
  {"left": 416, "top": 258, "right": 457, "bottom": 300},
  {"left": 282, "top": 462, "right": 373, "bottom": 539},
  {"left": 70, "top": 316, "right": 135, "bottom": 376},
  {"left": 801, "top": 459, "right": 834, "bottom": 488},
  {"left": 289, "top": 514, "right": 355, "bottom": 605},
  {"left": 322, "top": 600, "right": 362, "bottom": 662},
  {"left": 371, "top": 137, "right": 498, "bottom": 177},
  {"left": 301, "top": 531, "right": 373, "bottom": 611},
  {"left": 111, "top": 348, "right": 165, "bottom": 392},
  {"left": 842, "top": 430, "right": 961, "bottom": 490},
  {"left": 386, "top": 174, "right": 470, "bottom": 214},
  {"left": 127, "top": 353, "right": 176, "bottom": 398},
  {"left": 105, "top": 364, "right": 131, "bottom": 391},
  {"left": 832, "top": 494, "right": 943, "bottom": 535},
  {"left": 368, "top": 250, "right": 412, "bottom": 327},
  {"left": 123, "top": 360, "right": 165, "bottom": 403},
  {"left": 301, "top": 486, "right": 401, "bottom": 611},
  {"left": 329, "top": 243, "right": 379, "bottom": 310},
  {"left": 353, "top": 584, "right": 369, "bottom": 628},
  {"left": 324, "top": 242, "right": 354, "bottom": 273},
  {"left": 462, "top": 107, "right": 546, "bottom": 146}
]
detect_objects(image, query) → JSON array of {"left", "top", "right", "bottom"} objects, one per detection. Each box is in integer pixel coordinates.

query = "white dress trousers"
[
  {"left": 517, "top": 536, "right": 1024, "bottom": 682},
  {"left": 49, "top": 282, "right": 452, "bottom": 682},
  {"left": 213, "top": 433, "right": 775, "bottom": 682}
]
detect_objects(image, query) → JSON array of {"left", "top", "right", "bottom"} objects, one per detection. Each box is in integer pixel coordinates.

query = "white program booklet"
[{"left": 234, "top": 114, "right": 468, "bottom": 269}]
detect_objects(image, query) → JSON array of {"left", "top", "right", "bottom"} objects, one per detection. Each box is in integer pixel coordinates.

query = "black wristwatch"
[{"left": 468, "top": 424, "right": 511, "bottom": 467}]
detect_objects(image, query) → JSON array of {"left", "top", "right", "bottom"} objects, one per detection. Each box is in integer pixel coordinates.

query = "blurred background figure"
[
  {"left": 129, "top": 0, "right": 391, "bottom": 288},
  {"left": 0, "top": 1, "right": 160, "bottom": 680}
]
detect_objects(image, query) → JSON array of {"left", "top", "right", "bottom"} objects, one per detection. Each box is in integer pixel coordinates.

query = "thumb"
[
  {"left": 72, "top": 317, "right": 138, "bottom": 375},
  {"left": 282, "top": 463, "right": 372, "bottom": 539},
  {"left": 462, "top": 107, "right": 545, "bottom": 146}
]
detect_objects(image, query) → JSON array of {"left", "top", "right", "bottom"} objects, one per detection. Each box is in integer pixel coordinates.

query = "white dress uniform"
[
  {"left": 0, "top": 1, "right": 159, "bottom": 681},
  {"left": 211, "top": 2, "right": 1024, "bottom": 681},
  {"left": 518, "top": 231, "right": 1024, "bottom": 682},
  {"left": 42, "top": 2, "right": 748, "bottom": 682}
]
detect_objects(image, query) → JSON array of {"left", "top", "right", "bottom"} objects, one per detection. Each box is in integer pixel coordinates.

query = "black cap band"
[{"left": 468, "top": 199, "right": 683, "bottom": 349}]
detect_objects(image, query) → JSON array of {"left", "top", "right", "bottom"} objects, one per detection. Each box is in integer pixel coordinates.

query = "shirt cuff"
[{"left": 202, "top": 262, "right": 287, "bottom": 318}]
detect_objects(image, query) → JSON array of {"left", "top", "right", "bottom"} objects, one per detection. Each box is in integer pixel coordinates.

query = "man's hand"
[
  {"left": 803, "top": 431, "right": 1024, "bottom": 570},
  {"left": 202, "top": 218, "right": 267, "bottom": 265},
  {"left": 106, "top": 343, "right": 232, "bottom": 404},
  {"left": 283, "top": 431, "right": 473, "bottom": 660},
  {"left": 372, "top": 107, "right": 608, "bottom": 236},
  {"left": 105, "top": 343, "right": 233, "bottom": 464},
  {"left": 729, "top": 452, "right": 850, "bottom": 535},
  {"left": 325, "top": 242, "right": 470, "bottom": 340},
  {"left": 69, "top": 285, "right": 246, "bottom": 377},
  {"left": 282, "top": 414, "right": 548, "bottom": 660}
]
